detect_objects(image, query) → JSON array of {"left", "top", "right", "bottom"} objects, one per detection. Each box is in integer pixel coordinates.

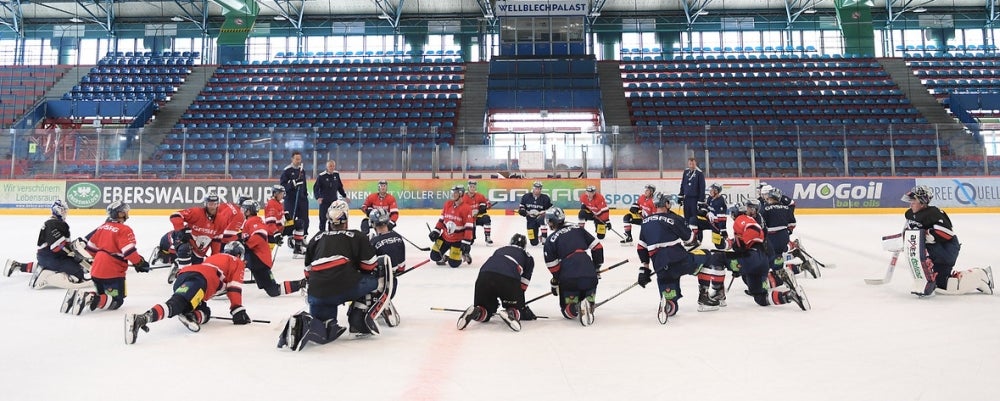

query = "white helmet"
[{"left": 327, "top": 200, "right": 350, "bottom": 226}]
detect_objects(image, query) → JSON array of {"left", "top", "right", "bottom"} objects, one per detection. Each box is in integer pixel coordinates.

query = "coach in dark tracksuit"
[
  {"left": 678, "top": 157, "right": 705, "bottom": 219},
  {"left": 314, "top": 160, "right": 347, "bottom": 232}
]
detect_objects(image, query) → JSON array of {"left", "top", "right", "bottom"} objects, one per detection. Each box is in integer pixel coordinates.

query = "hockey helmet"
[
  {"left": 902, "top": 185, "right": 933, "bottom": 204},
  {"left": 728, "top": 204, "right": 746, "bottom": 218},
  {"left": 203, "top": 192, "right": 220, "bottom": 205},
  {"left": 327, "top": 200, "right": 350, "bottom": 226},
  {"left": 240, "top": 199, "right": 259, "bottom": 216},
  {"left": 765, "top": 187, "right": 782, "bottom": 200},
  {"left": 451, "top": 185, "right": 465, "bottom": 197},
  {"left": 237, "top": 196, "right": 251, "bottom": 206},
  {"left": 544, "top": 207, "right": 566, "bottom": 225},
  {"left": 758, "top": 183, "right": 773, "bottom": 197},
  {"left": 644, "top": 184, "right": 656, "bottom": 194},
  {"left": 270, "top": 185, "right": 285, "bottom": 198},
  {"left": 652, "top": 192, "right": 678, "bottom": 209},
  {"left": 468, "top": 179, "right": 478, "bottom": 187},
  {"left": 368, "top": 208, "right": 390, "bottom": 226},
  {"left": 532, "top": 181, "right": 543, "bottom": 189},
  {"left": 509, "top": 233, "right": 527, "bottom": 249},
  {"left": 51, "top": 199, "right": 68, "bottom": 220},
  {"left": 709, "top": 183, "right": 723, "bottom": 194},
  {"left": 107, "top": 200, "right": 131, "bottom": 220},
  {"left": 744, "top": 200, "right": 759, "bottom": 214},
  {"left": 378, "top": 179, "right": 388, "bottom": 187},
  {"left": 223, "top": 241, "right": 245, "bottom": 258},
  {"left": 585, "top": 185, "right": 596, "bottom": 193}
]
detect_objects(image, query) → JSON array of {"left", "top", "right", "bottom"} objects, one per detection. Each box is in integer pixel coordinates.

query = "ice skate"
[
  {"left": 461, "top": 252, "right": 472, "bottom": 265},
  {"left": 657, "top": 297, "right": 675, "bottom": 324},
  {"left": 578, "top": 299, "right": 594, "bottom": 327},
  {"left": 710, "top": 288, "right": 727, "bottom": 307},
  {"left": 484, "top": 235, "right": 494, "bottom": 246},
  {"left": 983, "top": 266, "right": 995, "bottom": 295},
  {"left": 166, "top": 262, "right": 180, "bottom": 284},
  {"left": 4, "top": 259, "right": 24, "bottom": 277},
  {"left": 69, "top": 290, "right": 96, "bottom": 315},
  {"left": 777, "top": 267, "right": 811, "bottom": 310},
  {"left": 59, "top": 289, "right": 76, "bottom": 313},
  {"left": 620, "top": 232, "right": 633, "bottom": 246},
  {"left": 178, "top": 312, "right": 202, "bottom": 333},
  {"left": 456, "top": 305, "right": 481, "bottom": 330},
  {"left": 124, "top": 312, "right": 151, "bottom": 345},
  {"left": 697, "top": 287, "right": 720, "bottom": 312},
  {"left": 496, "top": 308, "right": 522, "bottom": 332}
]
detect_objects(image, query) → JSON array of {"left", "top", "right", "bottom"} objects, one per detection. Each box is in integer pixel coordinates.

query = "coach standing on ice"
[
  {"left": 679, "top": 157, "right": 705, "bottom": 219},
  {"left": 281, "top": 151, "right": 309, "bottom": 256},
  {"left": 314, "top": 160, "right": 347, "bottom": 232}
]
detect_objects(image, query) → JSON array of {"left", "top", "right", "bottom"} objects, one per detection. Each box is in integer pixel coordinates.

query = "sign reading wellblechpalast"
[{"left": 495, "top": 0, "right": 589, "bottom": 17}]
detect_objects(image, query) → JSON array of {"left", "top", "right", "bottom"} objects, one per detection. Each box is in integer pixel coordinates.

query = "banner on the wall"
[
  {"left": 773, "top": 178, "right": 916, "bottom": 209},
  {"left": 914, "top": 178, "right": 1000, "bottom": 207},
  {"left": 495, "top": 0, "right": 589, "bottom": 17},
  {"left": 0, "top": 180, "right": 65, "bottom": 208},
  {"left": 599, "top": 179, "right": 757, "bottom": 209},
  {"left": 65, "top": 180, "right": 279, "bottom": 209}
]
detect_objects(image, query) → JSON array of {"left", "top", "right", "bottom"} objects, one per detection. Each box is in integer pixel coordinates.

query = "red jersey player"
[
  {"left": 621, "top": 184, "right": 656, "bottom": 244},
  {"left": 360, "top": 180, "right": 399, "bottom": 236},
  {"left": 578, "top": 185, "right": 611, "bottom": 239},
  {"left": 428, "top": 185, "right": 475, "bottom": 268},
  {"left": 465, "top": 180, "right": 493, "bottom": 245},
  {"left": 61, "top": 201, "right": 149, "bottom": 316},
  {"left": 264, "top": 184, "right": 286, "bottom": 246},
  {"left": 240, "top": 199, "right": 305, "bottom": 297}
]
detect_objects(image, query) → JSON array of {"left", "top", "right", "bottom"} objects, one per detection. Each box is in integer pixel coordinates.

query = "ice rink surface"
[{"left": 1, "top": 212, "right": 998, "bottom": 401}]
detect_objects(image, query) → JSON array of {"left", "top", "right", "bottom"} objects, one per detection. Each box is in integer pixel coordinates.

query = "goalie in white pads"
[
  {"left": 901, "top": 186, "right": 993, "bottom": 296},
  {"left": 5, "top": 200, "right": 93, "bottom": 290},
  {"left": 278, "top": 200, "right": 394, "bottom": 351}
]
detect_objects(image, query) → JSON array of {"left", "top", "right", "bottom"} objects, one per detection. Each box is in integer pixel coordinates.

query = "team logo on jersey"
[{"left": 66, "top": 183, "right": 101, "bottom": 208}]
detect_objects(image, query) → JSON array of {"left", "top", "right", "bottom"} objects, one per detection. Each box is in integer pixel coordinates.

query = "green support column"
[
  {"left": 834, "top": 1, "right": 875, "bottom": 56},
  {"left": 213, "top": 0, "right": 259, "bottom": 64}
]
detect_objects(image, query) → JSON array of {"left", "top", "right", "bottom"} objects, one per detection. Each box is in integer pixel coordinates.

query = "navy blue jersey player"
[
  {"left": 456, "top": 234, "right": 536, "bottom": 332},
  {"left": 636, "top": 193, "right": 699, "bottom": 322},
  {"left": 543, "top": 207, "right": 604, "bottom": 326},
  {"left": 518, "top": 181, "right": 553, "bottom": 246},
  {"left": 759, "top": 187, "right": 796, "bottom": 271},
  {"left": 369, "top": 208, "right": 405, "bottom": 326}
]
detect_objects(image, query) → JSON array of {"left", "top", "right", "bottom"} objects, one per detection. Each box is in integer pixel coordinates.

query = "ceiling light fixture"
[
  {"left": 170, "top": 16, "right": 184, "bottom": 22},
  {"left": 912, "top": 7, "right": 927, "bottom": 13},
  {"left": 69, "top": 17, "right": 83, "bottom": 23}
]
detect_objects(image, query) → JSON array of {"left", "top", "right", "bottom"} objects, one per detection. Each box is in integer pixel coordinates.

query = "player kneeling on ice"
[
  {"left": 278, "top": 201, "right": 394, "bottom": 351},
  {"left": 457, "top": 234, "right": 536, "bottom": 332},
  {"left": 61, "top": 201, "right": 151, "bottom": 316},
  {"left": 728, "top": 202, "right": 809, "bottom": 311},
  {"left": 544, "top": 207, "right": 603, "bottom": 326},
  {"left": 5, "top": 200, "right": 93, "bottom": 290},
  {"left": 429, "top": 185, "right": 475, "bottom": 267},
  {"left": 899, "top": 186, "right": 993, "bottom": 297},
  {"left": 124, "top": 242, "right": 251, "bottom": 344},
  {"left": 239, "top": 199, "right": 306, "bottom": 297},
  {"left": 369, "top": 209, "right": 405, "bottom": 327},
  {"left": 636, "top": 193, "right": 709, "bottom": 322}
]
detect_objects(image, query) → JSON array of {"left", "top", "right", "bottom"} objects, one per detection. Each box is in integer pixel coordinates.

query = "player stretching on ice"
[
  {"left": 578, "top": 185, "right": 611, "bottom": 240},
  {"left": 729, "top": 201, "right": 808, "bottom": 311},
  {"left": 621, "top": 184, "right": 656, "bottom": 244},
  {"left": 465, "top": 180, "right": 493, "bottom": 245},
  {"left": 636, "top": 193, "right": 707, "bottom": 322},
  {"left": 429, "top": 185, "right": 475, "bottom": 267},
  {"left": 240, "top": 199, "right": 305, "bottom": 297},
  {"left": 457, "top": 234, "right": 535, "bottom": 332},
  {"left": 518, "top": 181, "right": 552, "bottom": 246},
  {"left": 544, "top": 207, "right": 604, "bottom": 326},
  {"left": 5, "top": 200, "right": 93, "bottom": 290}
]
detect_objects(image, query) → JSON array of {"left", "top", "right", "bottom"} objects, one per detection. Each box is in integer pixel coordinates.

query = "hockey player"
[
  {"left": 544, "top": 207, "right": 604, "bottom": 326},
  {"left": 518, "top": 181, "right": 552, "bottom": 246},
  {"left": 314, "top": 160, "right": 348, "bottom": 232},
  {"left": 636, "top": 193, "right": 709, "bottom": 321},
  {"left": 729, "top": 201, "right": 807, "bottom": 310},
  {"left": 61, "top": 201, "right": 150, "bottom": 316},
  {"left": 280, "top": 151, "right": 310, "bottom": 255},
  {"left": 578, "top": 185, "right": 611, "bottom": 240},
  {"left": 162, "top": 193, "right": 225, "bottom": 284},
  {"left": 4, "top": 200, "right": 93, "bottom": 290},
  {"left": 759, "top": 186, "right": 796, "bottom": 272},
  {"left": 698, "top": 183, "right": 728, "bottom": 250},
  {"left": 264, "top": 184, "right": 286, "bottom": 248},
  {"left": 429, "top": 185, "right": 475, "bottom": 267},
  {"left": 278, "top": 201, "right": 393, "bottom": 351},
  {"left": 457, "top": 233, "right": 535, "bottom": 332},
  {"left": 124, "top": 242, "right": 252, "bottom": 344},
  {"left": 757, "top": 182, "right": 795, "bottom": 210},
  {"left": 465, "top": 180, "right": 493, "bottom": 245},
  {"left": 678, "top": 157, "right": 706, "bottom": 220},
  {"left": 621, "top": 184, "right": 656, "bottom": 244},
  {"left": 902, "top": 185, "right": 993, "bottom": 296},
  {"left": 239, "top": 199, "right": 305, "bottom": 297},
  {"left": 369, "top": 208, "right": 404, "bottom": 326},
  {"left": 360, "top": 180, "right": 399, "bottom": 237}
]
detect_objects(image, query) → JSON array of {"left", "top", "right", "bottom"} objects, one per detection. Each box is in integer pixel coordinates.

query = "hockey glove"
[
  {"left": 518, "top": 208, "right": 527, "bottom": 217},
  {"left": 134, "top": 258, "right": 151, "bottom": 273},
  {"left": 460, "top": 241, "right": 471, "bottom": 254},
  {"left": 230, "top": 305, "right": 251, "bottom": 325},
  {"left": 637, "top": 267, "right": 652, "bottom": 288},
  {"left": 728, "top": 259, "right": 742, "bottom": 278},
  {"left": 269, "top": 233, "right": 282, "bottom": 244},
  {"left": 174, "top": 228, "right": 192, "bottom": 243},
  {"left": 549, "top": 278, "right": 560, "bottom": 296},
  {"left": 605, "top": 222, "right": 612, "bottom": 231},
  {"left": 387, "top": 220, "right": 396, "bottom": 231},
  {"left": 284, "top": 211, "right": 293, "bottom": 223},
  {"left": 428, "top": 230, "right": 441, "bottom": 242},
  {"left": 293, "top": 179, "right": 304, "bottom": 188},
  {"left": 519, "top": 305, "right": 538, "bottom": 321},
  {"left": 478, "top": 203, "right": 488, "bottom": 214},
  {"left": 677, "top": 196, "right": 685, "bottom": 206},
  {"left": 697, "top": 202, "right": 710, "bottom": 217}
]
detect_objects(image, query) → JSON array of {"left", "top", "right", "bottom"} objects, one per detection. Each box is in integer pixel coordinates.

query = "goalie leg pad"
[{"left": 940, "top": 267, "right": 994, "bottom": 295}]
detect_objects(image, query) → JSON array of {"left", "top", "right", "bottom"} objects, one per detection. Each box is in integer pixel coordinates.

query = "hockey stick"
[
  {"left": 793, "top": 239, "right": 836, "bottom": 269},
  {"left": 594, "top": 282, "right": 641, "bottom": 309},
  {"left": 149, "top": 263, "right": 175, "bottom": 270},
  {"left": 399, "top": 233, "right": 431, "bottom": 252},
  {"left": 213, "top": 316, "right": 271, "bottom": 324},
  {"left": 593, "top": 217, "right": 626, "bottom": 240},
  {"left": 865, "top": 250, "right": 899, "bottom": 285},
  {"left": 524, "top": 260, "right": 629, "bottom": 306},
  {"left": 396, "top": 258, "right": 432, "bottom": 277},
  {"left": 430, "top": 307, "right": 548, "bottom": 319}
]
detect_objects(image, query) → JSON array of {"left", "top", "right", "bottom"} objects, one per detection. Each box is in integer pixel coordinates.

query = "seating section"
[
  {"left": 904, "top": 53, "right": 1000, "bottom": 103},
  {"left": 622, "top": 54, "right": 958, "bottom": 178},
  {"left": 148, "top": 57, "right": 464, "bottom": 178},
  {"left": 62, "top": 51, "right": 199, "bottom": 103},
  {"left": 0, "top": 66, "right": 69, "bottom": 126},
  {"left": 487, "top": 58, "right": 600, "bottom": 111}
]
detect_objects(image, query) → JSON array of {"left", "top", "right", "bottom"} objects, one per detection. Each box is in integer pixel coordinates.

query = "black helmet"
[
  {"left": 509, "top": 233, "right": 527, "bottom": 249},
  {"left": 545, "top": 207, "right": 566, "bottom": 225},
  {"left": 223, "top": 241, "right": 245, "bottom": 258}
]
